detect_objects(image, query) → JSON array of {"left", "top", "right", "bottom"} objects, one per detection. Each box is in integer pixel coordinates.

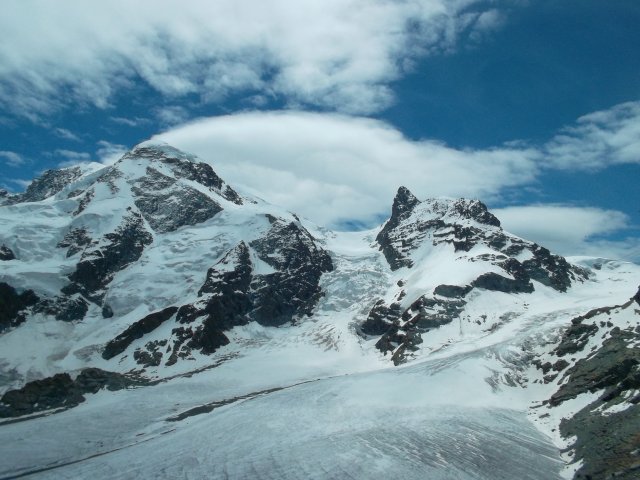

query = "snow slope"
[{"left": 0, "top": 143, "right": 638, "bottom": 479}]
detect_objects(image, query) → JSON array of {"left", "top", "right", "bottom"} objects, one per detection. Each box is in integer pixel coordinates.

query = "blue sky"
[{"left": 0, "top": 0, "right": 638, "bottom": 261}]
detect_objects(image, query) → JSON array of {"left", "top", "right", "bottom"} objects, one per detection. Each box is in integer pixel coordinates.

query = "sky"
[{"left": 0, "top": 0, "right": 638, "bottom": 262}]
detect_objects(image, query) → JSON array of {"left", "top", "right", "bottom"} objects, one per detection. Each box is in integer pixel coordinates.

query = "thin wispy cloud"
[
  {"left": 96, "top": 140, "right": 128, "bottom": 165},
  {"left": 544, "top": 101, "right": 640, "bottom": 170},
  {"left": 4, "top": 178, "right": 31, "bottom": 190},
  {"left": 54, "top": 149, "right": 91, "bottom": 161},
  {"left": 109, "top": 116, "right": 150, "bottom": 127},
  {"left": 155, "top": 106, "right": 190, "bottom": 127},
  {"left": 0, "top": 0, "right": 505, "bottom": 121},
  {"left": 54, "top": 127, "right": 81, "bottom": 142},
  {"left": 0, "top": 150, "right": 25, "bottom": 167}
]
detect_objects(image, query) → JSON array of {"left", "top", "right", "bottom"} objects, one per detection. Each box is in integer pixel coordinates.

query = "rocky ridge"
[
  {"left": 362, "top": 186, "right": 590, "bottom": 364},
  {"left": 530, "top": 288, "right": 640, "bottom": 480}
]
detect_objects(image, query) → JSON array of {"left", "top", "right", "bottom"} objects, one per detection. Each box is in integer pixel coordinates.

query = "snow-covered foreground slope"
[
  {"left": 0, "top": 143, "right": 638, "bottom": 479},
  {"left": 0, "top": 351, "right": 564, "bottom": 480}
]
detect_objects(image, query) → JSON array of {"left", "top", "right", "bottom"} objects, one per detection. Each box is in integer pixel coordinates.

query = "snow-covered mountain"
[{"left": 0, "top": 143, "right": 638, "bottom": 479}]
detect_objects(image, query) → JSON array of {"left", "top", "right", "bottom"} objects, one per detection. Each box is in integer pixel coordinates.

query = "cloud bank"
[
  {"left": 152, "top": 103, "right": 638, "bottom": 260},
  {"left": 0, "top": 0, "right": 503, "bottom": 120},
  {"left": 155, "top": 111, "right": 539, "bottom": 227},
  {"left": 494, "top": 205, "right": 637, "bottom": 261}
]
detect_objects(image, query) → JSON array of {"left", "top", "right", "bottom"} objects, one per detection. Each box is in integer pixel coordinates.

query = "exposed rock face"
[
  {"left": 125, "top": 220, "right": 334, "bottom": 365},
  {"left": 131, "top": 167, "right": 223, "bottom": 233},
  {"left": 62, "top": 212, "right": 153, "bottom": 303},
  {"left": 375, "top": 187, "right": 585, "bottom": 292},
  {"left": 550, "top": 327, "right": 639, "bottom": 407},
  {"left": 2, "top": 167, "right": 84, "bottom": 205},
  {"left": 376, "top": 186, "right": 420, "bottom": 270},
  {"left": 72, "top": 188, "right": 94, "bottom": 216},
  {"left": 359, "top": 301, "right": 403, "bottom": 336},
  {"left": 472, "top": 266, "right": 534, "bottom": 294},
  {"left": 0, "top": 283, "right": 39, "bottom": 333},
  {"left": 57, "top": 228, "right": 93, "bottom": 258},
  {"left": 522, "top": 245, "right": 576, "bottom": 293},
  {"left": 0, "top": 245, "right": 15, "bottom": 260},
  {"left": 433, "top": 284, "right": 472, "bottom": 298},
  {"left": 103, "top": 306, "right": 179, "bottom": 360},
  {"left": 362, "top": 294, "right": 467, "bottom": 365},
  {"left": 35, "top": 295, "right": 89, "bottom": 322},
  {"left": 0, "top": 368, "right": 146, "bottom": 417},
  {"left": 121, "top": 144, "right": 242, "bottom": 205},
  {"left": 249, "top": 219, "right": 334, "bottom": 326}
]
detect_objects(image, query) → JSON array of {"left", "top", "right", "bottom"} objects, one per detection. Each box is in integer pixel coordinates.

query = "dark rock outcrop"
[
  {"left": 522, "top": 245, "right": 578, "bottom": 292},
  {"left": 128, "top": 220, "right": 334, "bottom": 363},
  {"left": 550, "top": 327, "right": 639, "bottom": 407},
  {"left": 62, "top": 212, "right": 153, "bottom": 302},
  {"left": 375, "top": 188, "right": 586, "bottom": 293},
  {"left": 72, "top": 188, "right": 94, "bottom": 216},
  {"left": 554, "top": 325, "right": 640, "bottom": 480},
  {"left": 197, "top": 242, "right": 253, "bottom": 327},
  {"left": 0, "top": 368, "right": 146, "bottom": 417},
  {"left": 103, "top": 306, "right": 179, "bottom": 360},
  {"left": 57, "top": 228, "right": 94, "bottom": 257},
  {"left": 123, "top": 144, "right": 243, "bottom": 204},
  {"left": 35, "top": 295, "right": 89, "bottom": 322},
  {"left": 249, "top": 220, "right": 333, "bottom": 326},
  {"left": 472, "top": 270, "right": 534, "bottom": 294},
  {"left": 376, "top": 186, "right": 420, "bottom": 270},
  {"left": 2, "top": 167, "right": 84, "bottom": 205},
  {"left": 554, "top": 318, "right": 599, "bottom": 357},
  {"left": 433, "top": 284, "right": 472, "bottom": 298},
  {"left": 0, "top": 245, "right": 15, "bottom": 260},
  {"left": 362, "top": 295, "right": 467, "bottom": 365},
  {"left": 131, "top": 167, "right": 223, "bottom": 233},
  {"left": 360, "top": 301, "right": 402, "bottom": 336},
  {"left": 0, "top": 283, "right": 39, "bottom": 333}
]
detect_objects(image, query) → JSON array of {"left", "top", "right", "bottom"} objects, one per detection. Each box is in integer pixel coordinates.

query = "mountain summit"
[{"left": 0, "top": 144, "right": 638, "bottom": 480}]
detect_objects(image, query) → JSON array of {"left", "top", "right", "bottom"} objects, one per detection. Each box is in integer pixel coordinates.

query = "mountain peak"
[
  {"left": 1, "top": 163, "right": 102, "bottom": 205},
  {"left": 120, "top": 141, "right": 199, "bottom": 164},
  {"left": 387, "top": 186, "right": 420, "bottom": 230},
  {"left": 392, "top": 186, "right": 419, "bottom": 216},
  {"left": 421, "top": 197, "right": 501, "bottom": 228}
]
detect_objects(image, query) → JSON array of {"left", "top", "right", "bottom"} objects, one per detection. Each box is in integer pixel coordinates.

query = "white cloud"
[
  {"left": 54, "top": 127, "right": 81, "bottom": 142},
  {"left": 54, "top": 149, "right": 91, "bottom": 161},
  {"left": 493, "top": 205, "right": 636, "bottom": 261},
  {"left": 155, "top": 106, "right": 190, "bottom": 127},
  {"left": 0, "top": 150, "right": 24, "bottom": 167},
  {"left": 152, "top": 106, "right": 640, "bottom": 260},
  {"left": 96, "top": 140, "right": 128, "bottom": 165},
  {"left": 110, "top": 116, "right": 150, "bottom": 127},
  {"left": 0, "top": 0, "right": 504, "bottom": 120},
  {"left": 154, "top": 110, "right": 540, "bottom": 227},
  {"left": 544, "top": 101, "right": 640, "bottom": 170},
  {"left": 4, "top": 178, "right": 31, "bottom": 190}
]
